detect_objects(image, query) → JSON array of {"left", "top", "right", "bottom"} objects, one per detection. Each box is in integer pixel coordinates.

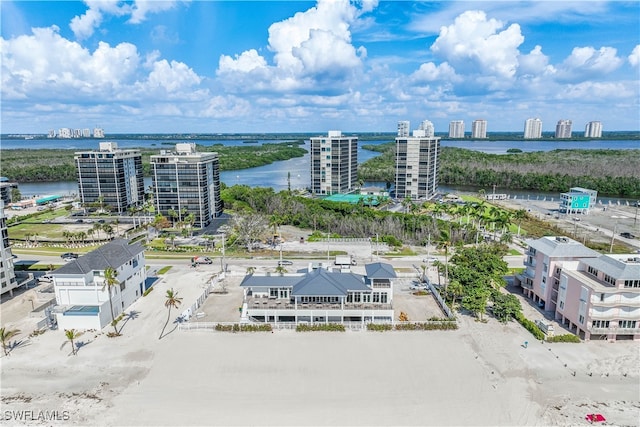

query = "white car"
[
  {"left": 38, "top": 274, "right": 53, "bottom": 283},
  {"left": 422, "top": 257, "right": 437, "bottom": 264},
  {"left": 409, "top": 281, "right": 428, "bottom": 291}
]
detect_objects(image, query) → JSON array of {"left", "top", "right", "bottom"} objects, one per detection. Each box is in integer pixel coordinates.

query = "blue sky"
[{"left": 1, "top": 0, "right": 639, "bottom": 134}]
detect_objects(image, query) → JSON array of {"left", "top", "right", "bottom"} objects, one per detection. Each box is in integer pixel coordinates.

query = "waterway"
[{"left": 6, "top": 137, "right": 639, "bottom": 203}]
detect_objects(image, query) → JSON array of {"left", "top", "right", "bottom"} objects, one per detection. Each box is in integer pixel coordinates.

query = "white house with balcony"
[
  {"left": 51, "top": 239, "right": 146, "bottom": 331},
  {"left": 239, "top": 262, "right": 396, "bottom": 325}
]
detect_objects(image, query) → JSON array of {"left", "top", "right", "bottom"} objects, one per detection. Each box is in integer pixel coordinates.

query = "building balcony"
[
  {"left": 246, "top": 297, "right": 392, "bottom": 311},
  {"left": 589, "top": 311, "right": 640, "bottom": 320},
  {"left": 590, "top": 299, "right": 640, "bottom": 308},
  {"left": 523, "top": 259, "right": 536, "bottom": 268},
  {"left": 589, "top": 327, "right": 640, "bottom": 335}
]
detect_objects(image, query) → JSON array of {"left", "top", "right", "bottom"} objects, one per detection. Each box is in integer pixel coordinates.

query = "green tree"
[
  {"left": 62, "top": 329, "right": 83, "bottom": 356},
  {"left": 102, "top": 267, "right": 120, "bottom": 336},
  {"left": 0, "top": 327, "right": 20, "bottom": 356},
  {"left": 513, "top": 209, "right": 527, "bottom": 237},
  {"left": 160, "top": 288, "right": 183, "bottom": 340},
  {"left": 491, "top": 293, "right": 522, "bottom": 323},
  {"left": 10, "top": 187, "right": 21, "bottom": 202}
]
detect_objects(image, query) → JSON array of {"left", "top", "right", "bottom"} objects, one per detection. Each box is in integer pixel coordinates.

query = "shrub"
[
  {"left": 142, "top": 286, "right": 154, "bottom": 297},
  {"left": 214, "top": 323, "right": 272, "bottom": 332},
  {"left": 296, "top": 323, "right": 345, "bottom": 332},
  {"left": 514, "top": 312, "right": 545, "bottom": 340},
  {"left": 546, "top": 334, "right": 581, "bottom": 343},
  {"left": 367, "top": 323, "right": 393, "bottom": 332},
  {"left": 395, "top": 322, "right": 458, "bottom": 331}
]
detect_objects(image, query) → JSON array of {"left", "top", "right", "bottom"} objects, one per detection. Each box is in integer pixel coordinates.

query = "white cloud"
[
  {"left": 409, "top": 62, "right": 459, "bottom": 83},
  {"left": 128, "top": 0, "right": 181, "bottom": 24},
  {"left": 518, "top": 45, "right": 555, "bottom": 76},
  {"left": 560, "top": 81, "right": 636, "bottom": 100},
  {"left": 430, "top": 10, "right": 524, "bottom": 80},
  {"left": 145, "top": 59, "right": 201, "bottom": 93},
  {"left": 629, "top": 45, "right": 640, "bottom": 67},
  {"left": 69, "top": 0, "right": 127, "bottom": 39},
  {"left": 216, "top": 0, "right": 370, "bottom": 93},
  {"left": 556, "top": 46, "right": 623, "bottom": 82}
]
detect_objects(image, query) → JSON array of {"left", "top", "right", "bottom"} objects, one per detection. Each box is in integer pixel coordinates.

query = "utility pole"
[{"left": 609, "top": 223, "right": 617, "bottom": 253}]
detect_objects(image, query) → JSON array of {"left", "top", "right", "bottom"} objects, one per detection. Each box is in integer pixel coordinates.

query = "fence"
[
  {"left": 426, "top": 281, "right": 455, "bottom": 319},
  {"left": 180, "top": 272, "right": 225, "bottom": 321},
  {"left": 178, "top": 319, "right": 456, "bottom": 332}
]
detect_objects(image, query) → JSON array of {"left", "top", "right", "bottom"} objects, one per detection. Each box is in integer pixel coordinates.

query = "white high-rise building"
[
  {"left": 310, "top": 131, "right": 358, "bottom": 196},
  {"left": 524, "top": 118, "right": 543, "bottom": 139},
  {"left": 395, "top": 125, "right": 441, "bottom": 200},
  {"left": 555, "top": 119, "right": 573, "bottom": 139},
  {"left": 584, "top": 121, "right": 602, "bottom": 138},
  {"left": 93, "top": 127, "right": 105, "bottom": 138},
  {"left": 472, "top": 119, "right": 488, "bottom": 139},
  {"left": 397, "top": 121, "right": 410, "bottom": 137},
  {"left": 418, "top": 120, "right": 435, "bottom": 137},
  {"left": 448, "top": 120, "right": 465, "bottom": 138},
  {"left": 0, "top": 202, "right": 18, "bottom": 297},
  {"left": 58, "top": 128, "right": 72, "bottom": 138}
]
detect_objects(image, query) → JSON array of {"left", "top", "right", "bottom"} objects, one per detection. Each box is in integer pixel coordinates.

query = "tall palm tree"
[
  {"left": 0, "top": 327, "right": 20, "bottom": 356},
  {"left": 437, "top": 230, "right": 451, "bottom": 292},
  {"left": 246, "top": 266, "right": 256, "bottom": 275},
  {"left": 159, "top": 288, "right": 183, "bottom": 340},
  {"left": 102, "top": 267, "right": 120, "bottom": 335},
  {"left": 513, "top": 209, "right": 527, "bottom": 237},
  {"left": 63, "top": 329, "right": 83, "bottom": 356}
]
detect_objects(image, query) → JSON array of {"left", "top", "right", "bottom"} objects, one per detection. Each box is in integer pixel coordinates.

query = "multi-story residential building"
[
  {"left": 47, "top": 129, "right": 56, "bottom": 138},
  {"left": 448, "top": 120, "right": 465, "bottom": 138},
  {"left": 472, "top": 119, "right": 488, "bottom": 139},
  {"left": 559, "top": 187, "right": 597, "bottom": 215},
  {"left": 310, "top": 131, "right": 358, "bottom": 195},
  {"left": 51, "top": 239, "right": 146, "bottom": 330},
  {"left": 394, "top": 124, "right": 441, "bottom": 200},
  {"left": 150, "top": 143, "right": 222, "bottom": 228},
  {"left": 0, "top": 202, "right": 18, "bottom": 297},
  {"left": 93, "top": 128, "right": 105, "bottom": 138},
  {"left": 75, "top": 142, "right": 144, "bottom": 214},
  {"left": 515, "top": 236, "right": 600, "bottom": 313},
  {"left": 82, "top": 128, "right": 91, "bottom": 138},
  {"left": 0, "top": 177, "right": 19, "bottom": 205},
  {"left": 58, "top": 128, "right": 72, "bottom": 139},
  {"left": 584, "top": 121, "right": 602, "bottom": 138},
  {"left": 555, "top": 119, "right": 572, "bottom": 138},
  {"left": 524, "top": 118, "right": 543, "bottom": 139},
  {"left": 239, "top": 262, "right": 396, "bottom": 325},
  {"left": 557, "top": 253, "right": 640, "bottom": 341},
  {"left": 418, "top": 120, "right": 435, "bottom": 137},
  {"left": 397, "top": 121, "right": 410, "bottom": 137}
]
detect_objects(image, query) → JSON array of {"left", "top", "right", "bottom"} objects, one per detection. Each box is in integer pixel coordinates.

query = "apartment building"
[
  {"left": 472, "top": 119, "right": 488, "bottom": 139},
  {"left": 448, "top": 120, "right": 465, "bottom": 138},
  {"left": 418, "top": 120, "right": 435, "bottom": 137},
  {"left": 555, "top": 119, "right": 573, "bottom": 138},
  {"left": 559, "top": 187, "right": 597, "bottom": 215},
  {"left": 394, "top": 123, "right": 441, "bottom": 200},
  {"left": 75, "top": 142, "right": 145, "bottom": 214},
  {"left": 524, "top": 118, "right": 542, "bottom": 139},
  {"left": 557, "top": 253, "right": 640, "bottom": 341},
  {"left": 584, "top": 121, "right": 602, "bottom": 138},
  {"left": 0, "top": 202, "right": 18, "bottom": 297},
  {"left": 150, "top": 143, "right": 222, "bottom": 228},
  {"left": 309, "top": 131, "right": 358, "bottom": 195},
  {"left": 51, "top": 239, "right": 146, "bottom": 330},
  {"left": 397, "top": 121, "right": 410, "bottom": 137}
]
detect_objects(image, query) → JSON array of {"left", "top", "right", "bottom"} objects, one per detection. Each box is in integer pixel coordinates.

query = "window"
[
  {"left": 559, "top": 301, "right": 564, "bottom": 309},
  {"left": 603, "top": 274, "right": 616, "bottom": 286},
  {"left": 587, "top": 266, "right": 599, "bottom": 277},
  {"left": 624, "top": 280, "right": 640, "bottom": 288},
  {"left": 619, "top": 320, "right": 637, "bottom": 329},
  {"left": 592, "top": 320, "right": 609, "bottom": 328},
  {"left": 600, "top": 293, "right": 605, "bottom": 302}
]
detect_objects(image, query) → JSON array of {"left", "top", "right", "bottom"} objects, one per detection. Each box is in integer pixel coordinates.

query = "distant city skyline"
[{"left": 1, "top": 1, "right": 639, "bottom": 133}]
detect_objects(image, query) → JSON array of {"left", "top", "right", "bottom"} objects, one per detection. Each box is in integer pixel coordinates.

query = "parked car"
[
  {"left": 61, "top": 252, "right": 79, "bottom": 261},
  {"left": 38, "top": 274, "right": 53, "bottom": 283},
  {"left": 620, "top": 232, "right": 636, "bottom": 239},
  {"left": 422, "top": 257, "right": 437, "bottom": 264},
  {"left": 192, "top": 256, "right": 213, "bottom": 265},
  {"left": 278, "top": 260, "right": 293, "bottom": 266},
  {"left": 409, "top": 281, "right": 428, "bottom": 291}
]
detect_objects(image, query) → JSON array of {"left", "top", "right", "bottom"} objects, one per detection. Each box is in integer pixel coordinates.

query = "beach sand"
[{"left": 2, "top": 264, "right": 639, "bottom": 426}]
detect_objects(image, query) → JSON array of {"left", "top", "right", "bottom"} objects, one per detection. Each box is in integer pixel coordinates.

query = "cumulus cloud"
[
  {"left": 518, "top": 45, "right": 555, "bottom": 76},
  {"left": 556, "top": 46, "right": 623, "bottom": 82},
  {"left": 629, "top": 45, "right": 640, "bottom": 67},
  {"left": 1, "top": 25, "right": 203, "bottom": 102},
  {"left": 409, "top": 62, "right": 459, "bottom": 83},
  {"left": 128, "top": 0, "right": 181, "bottom": 24},
  {"left": 217, "top": 0, "right": 370, "bottom": 93},
  {"left": 430, "top": 10, "right": 524, "bottom": 79}
]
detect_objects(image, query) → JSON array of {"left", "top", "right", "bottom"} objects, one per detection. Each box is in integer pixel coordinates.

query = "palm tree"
[
  {"left": 63, "top": 329, "right": 83, "bottom": 356},
  {"left": 275, "top": 265, "right": 288, "bottom": 274},
  {"left": 159, "top": 288, "right": 183, "bottom": 340},
  {"left": 246, "top": 266, "right": 256, "bottom": 275},
  {"left": 0, "top": 327, "right": 20, "bottom": 356},
  {"left": 102, "top": 267, "right": 120, "bottom": 335},
  {"left": 437, "top": 230, "right": 451, "bottom": 292},
  {"left": 513, "top": 209, "right": 527, "bottom": 237}
]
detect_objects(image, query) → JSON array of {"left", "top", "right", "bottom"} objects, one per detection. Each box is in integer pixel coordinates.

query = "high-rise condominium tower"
[
  {"left": 555, "top": 119, "right": 573, "bottom": 138},
  {"left": 584, "top": 121, "right": 602, "bottom": 138},
  {"left": 75, "top": 142, "right": 144, "bottom": 214},
  {"left": 0, "top": 202, "right": 17, "bottom": 297},
  {"left": 150, "top": 143, "right": 222, "bottom": 229},
  {"left": 310, "top": 131, "right": 358, "bottom": 195},
  {"left": 472, "top": 119, "right": 488, "bottom": 139},
  {"left": 524, "top": 118, "right": 543, "bottom": 139},
  {"left": 418, "top": 120, "right": 435, "bottom": 137},
  {"left": 395, "top": 123, "right": 441, "bottom": 200},
  {"left": 449, "top": 120, "right": 465, "bottom": 138},
  {"left": 397, "top": 121, "right": 410, "bottom": 137}
]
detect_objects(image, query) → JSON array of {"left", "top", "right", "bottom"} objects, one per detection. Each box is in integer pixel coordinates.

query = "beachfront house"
[
  {"left": 239, "top": 262, "right": 396, "bottom": 325},
  {"left": 51, "top": 239, "right": 146, "bottom": 330}
]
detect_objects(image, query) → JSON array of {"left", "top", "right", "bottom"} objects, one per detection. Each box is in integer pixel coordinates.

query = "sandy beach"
[{"left": 1, "top": 259, "right": 639, "bottom": 427}]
